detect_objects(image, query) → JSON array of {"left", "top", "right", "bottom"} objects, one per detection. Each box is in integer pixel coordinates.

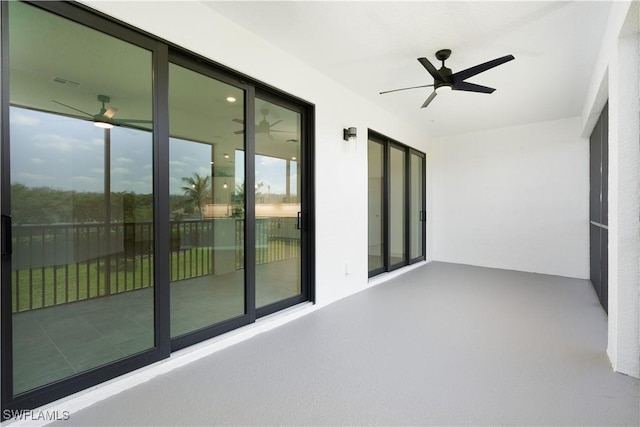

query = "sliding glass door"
[
  {"left": 368, "top": 132, "right": 425, "bottom": 277},
  {"left": 6, "top": 0, "right": 157, "bottom": 397},
  {"left": 254, "top": 97, "right": 303, "bottom": 311},
  {"left": 1, "top": 0, "right": 315, "bottom": 413},
  {"left": 410, "top": 150, "right": 426, "bottom": 263},
  {"left": 168, "top": 62, "right": 247, "bottom": 343},
  {"left": 389, "top": 144, "right": 407, "bottom": 269},
  {"left": 367, "top": 140, "right": 385, "bottom": 274}
]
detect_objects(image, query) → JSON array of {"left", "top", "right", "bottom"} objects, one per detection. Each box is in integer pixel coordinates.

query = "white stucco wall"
[
  {"left": 582, "top": 0, "right": 639, "bottom": 379},
  {"left": 431, "top": 118, "right": 589, "bottom": 279},
  {"left": 607, "top": 32, "right": 640, "bottom": 378}
]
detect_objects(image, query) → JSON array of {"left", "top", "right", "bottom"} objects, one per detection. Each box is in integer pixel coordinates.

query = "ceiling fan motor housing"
[{"left": 435, "top": 66, "right": 453, "bottom": 90}]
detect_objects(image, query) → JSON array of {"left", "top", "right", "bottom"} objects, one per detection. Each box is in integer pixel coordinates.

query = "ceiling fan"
[
  {"left": 233, "top": 108, "right": 291, "bottom": 139},
  {"left": 380, "top": 49, "right": 515, "bottom": 109},
  {"left": 52, "top": 94, "right": 152, "bottom": 127}
]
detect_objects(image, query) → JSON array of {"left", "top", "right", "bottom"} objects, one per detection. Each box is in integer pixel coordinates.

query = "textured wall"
[
  {"left": 431, "top": 118, "right": 589, "bottom": 279},
  {"left": 607, "top": 32, "right": 640, "bottom": 378}
]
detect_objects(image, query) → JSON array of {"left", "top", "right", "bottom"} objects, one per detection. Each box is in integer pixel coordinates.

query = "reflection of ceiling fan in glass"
[
  {"left": 233, "top": 108, "right": 292, "bottom": 139},
  {"left": 52, "top": 94, "right": 152, "bottom": 128}
]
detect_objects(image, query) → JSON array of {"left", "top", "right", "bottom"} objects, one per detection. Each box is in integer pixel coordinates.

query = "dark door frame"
[{"left": 368, "top": 130, "right": 426, "bottom": 277}]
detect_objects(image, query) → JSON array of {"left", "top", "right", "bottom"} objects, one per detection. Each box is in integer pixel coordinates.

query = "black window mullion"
[
  {"left": 153, "top": 41, "right": 171, "bottom": 357},
  {"left": 404, "top": 148, "right": 411, "bottom": 266},
  {"left": 383, "top": 140, "right": 391, "bottom": 272},
  {"left": 245, "top": 86, "right": 256, "bottom": 322},
  {"left": 301, "top": 106, "right": 315, "bottom": 303},
  {"left": 421, "top": 153, "right": 427, "bottom": 261},
  {"left": 1, "top": 0, "right": 15, "bottom": 410}
]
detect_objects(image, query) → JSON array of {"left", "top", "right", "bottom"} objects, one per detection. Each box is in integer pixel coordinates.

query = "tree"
[
  {"left": 181, "top": 173, "right": 210, "bottom": 219},
  {"left": 231, "top": 183, "right": 245, "bottom": 218}
]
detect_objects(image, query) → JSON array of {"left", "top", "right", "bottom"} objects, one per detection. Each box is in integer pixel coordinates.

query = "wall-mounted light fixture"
[{"left": 343, "top": 127, "right": 357, "bottom": 141}]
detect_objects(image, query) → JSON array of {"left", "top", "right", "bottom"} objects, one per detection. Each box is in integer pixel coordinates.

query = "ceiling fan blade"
[
  {"left": 113, "top": 118, "right": 153, "bottom": 124},
  {"left": 51, "top": 100, "right": 94, "bottom": 117},
  {"left": 417, "top": 57, "right": 444, "bottom": 81},
  {"left": 420, "top": 91, "right": 437, "bottom": 109},
  {"left": 268, "top": 130, "right": 293, "bottom": 133},
  {"left": 451, "top": 55, "right": 515, "bottom": 82},
  {"left": 269, "top": 120, "right": 283, "bottom": 128},
  {"left": 234, "top": 130, "right": 244, "bottom": 135},
  {"left": 232, "top": 118, "right": 244, "bottom": 124},
  {"left": 452, "top": 81, "right": 496, "bottom": 94},
  {"left": 379, "top": 84, "right": 435, "bottom": 95}
]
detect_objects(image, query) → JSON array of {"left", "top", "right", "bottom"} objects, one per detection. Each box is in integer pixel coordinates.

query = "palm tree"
[{"left": 181, "top": 173, "right": 210, "bottom": 219}]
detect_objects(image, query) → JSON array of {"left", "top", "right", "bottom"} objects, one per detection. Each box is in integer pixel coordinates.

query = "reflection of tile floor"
[{"left": 12, "top": 259, "right": 300, "bottom": 395}]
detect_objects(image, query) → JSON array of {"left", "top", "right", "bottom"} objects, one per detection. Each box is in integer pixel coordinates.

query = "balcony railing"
[{"left": 10, "top": 218, "right": 298, "bottom": 313}]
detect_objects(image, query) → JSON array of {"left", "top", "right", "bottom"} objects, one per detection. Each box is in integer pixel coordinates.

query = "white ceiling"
[{"left": 204, "top": 1, "right": 612, "bottom": 138}]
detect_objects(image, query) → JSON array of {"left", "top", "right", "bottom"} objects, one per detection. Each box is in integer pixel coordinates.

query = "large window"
[
  {"left": 367, "top": 131, "right": 425, "bottom": 277},
  {"left": 1, "top": 1, "right": 314, "bottom": 414},
  {"left": 7, "top": 0, "right": 156, "bottom": 398}
]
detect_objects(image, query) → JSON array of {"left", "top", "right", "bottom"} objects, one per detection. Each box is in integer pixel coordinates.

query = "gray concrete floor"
[{"left": 50, "top": 262, "right": 639, "bottom": 426}]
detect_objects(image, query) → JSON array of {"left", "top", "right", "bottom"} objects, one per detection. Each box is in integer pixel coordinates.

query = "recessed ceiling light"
[
  {"left": 226, "top": 96, "right": 236, "bottom": 103},
  {"left": 291, "top": 156, "right": 296, "bottom": 160}
]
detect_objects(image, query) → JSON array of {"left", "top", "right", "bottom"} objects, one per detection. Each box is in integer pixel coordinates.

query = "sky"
[{"left": 10, "top": 106, "right": 295, "bottom": 197}]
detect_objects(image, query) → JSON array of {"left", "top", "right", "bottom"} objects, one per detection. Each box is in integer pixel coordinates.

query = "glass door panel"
[
  {"left": 254, "top": 99, "right": 301, "bottom": 308},
  {"left": 410, "top": 152, "right": 425, "bottom": 261},
  {"left": 368, "top": 139, "right": 384, "bottom": 274},
  {"left": 8, "top": 1, "right": 154, "bottom": 395},
  {"left": 389, "top": 144, "right": 406, "bottom": 268},
  {"left": 168, "top": 63, "right": 245, "bottom": 337}
]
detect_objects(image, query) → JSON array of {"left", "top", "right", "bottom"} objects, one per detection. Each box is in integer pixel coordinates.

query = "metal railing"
[{"left": 10, "top": 218, "right": 299, "bottom": 313}]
